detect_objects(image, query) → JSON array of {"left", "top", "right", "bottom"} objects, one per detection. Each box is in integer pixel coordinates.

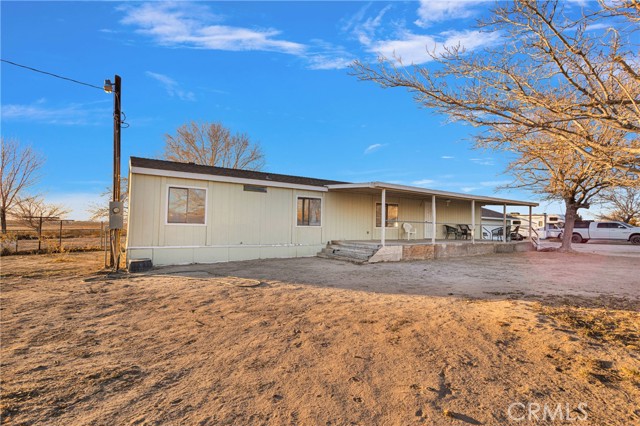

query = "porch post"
[
  {"left": 528, "top": 205, "right": 532, "bottom": 240},
  {"left": 381, "top": 188, "right": 386, "bottom": 247},
  {"left": 431, "top": 195, "right": 436, "bottom": 244},
  {"left": 471, "top": 199, "right": 476, "bottom": 244},
  {"left": 503, "top": 204, "right": 507, "bottom": 242}
]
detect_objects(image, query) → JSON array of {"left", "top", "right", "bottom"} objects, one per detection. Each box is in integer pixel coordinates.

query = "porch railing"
[{"left": 385, "top": 220, "right": 529, "bottom": 243}]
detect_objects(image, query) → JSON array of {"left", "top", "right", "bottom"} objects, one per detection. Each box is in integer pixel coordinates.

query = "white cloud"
[
  {"left": 470, "top": 157, "right": 495, "bottom": 166},
  {"left": 369, "top": 29, "right": 501, "bottom": 65},
  {"left": 461, "top": 186, "right": 479, "bottom": 193},
  {"left": 1, "top": 100, "right": 109, "bottom": 125},
  {"left": 146, "top": 71, "right": 195, "bottom": 101},
  {"left": 441, "top": 155, "right": 454, "bottom": 159},
  {"left": 364, "top": 143, "right": 386, "bottom": 154},
  {"left": 480, "top": 179, "right": 511, "bottom": 187},
  {"left": 120, "top": 2, "right": 305, "bottom": 55},
  {"left": 412, "top": 179, "right": 436, "bottom": 186},
  {"left": 305, "top": 39, "right": 355, "bottom": 70},
  {"left": 415, "top": 0, "right": 487, "bottom": 27},
  {"left": 368, "top": 32, "right": 437, "bottom": 64},
  {"left": 346, "top": 4, "right": 393, "bottom": 45},
  {"left": 585, "top": 23, "right": 611, "bottom": 32},
  {"left": 307, "top": 56, "right": 353, "bottom": 70}
]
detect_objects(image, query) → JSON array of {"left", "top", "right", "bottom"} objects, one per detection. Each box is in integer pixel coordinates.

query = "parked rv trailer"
[{"left": 509, "top": 212, "right": 565, "bottom": 239}]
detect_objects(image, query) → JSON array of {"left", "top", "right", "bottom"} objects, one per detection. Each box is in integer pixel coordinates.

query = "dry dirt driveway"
[
  {"left": 1, "top": 251, "right": 639, "bottom": 425},
  {"left": 156, "top": 250, "right": 640, "bottom": 309}
]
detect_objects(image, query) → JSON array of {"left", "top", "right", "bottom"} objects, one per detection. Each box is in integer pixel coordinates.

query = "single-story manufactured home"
[{"left": 126, "top": 157, "right": 538, "bottom": 266}]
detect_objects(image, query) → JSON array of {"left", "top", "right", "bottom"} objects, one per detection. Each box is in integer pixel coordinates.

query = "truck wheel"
[
  {"left": 630, "top": 235, "right": 640, "bottom": 245},
  {"left": 571, "top": 233, "right": 584, "bottom": 244}
]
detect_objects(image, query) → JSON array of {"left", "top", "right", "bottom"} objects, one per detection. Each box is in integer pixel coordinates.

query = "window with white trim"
[
  {"left": 297, "top": 197, "right": 321, "bottom": 226},
  {"left": 168, "top": 187, "right": 206, "bottom": 224},
  {"left": 376, "top": 203, "right": 399, "bottom": 227}
]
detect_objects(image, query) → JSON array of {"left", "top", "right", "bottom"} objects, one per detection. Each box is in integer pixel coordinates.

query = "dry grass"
[
  {"left": 5, "top": 220, "right": 103, "bottom": 232},
  {"left": 0, "top": 252, "right": 105, "bottom": 279},
  {"left": 539, "top": 305, "right": 640, "bottom": 350}
]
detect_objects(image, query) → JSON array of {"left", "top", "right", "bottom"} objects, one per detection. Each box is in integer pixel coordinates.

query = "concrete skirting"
[{"left": 370, "top": 241, "right": 533, "bottom": 262}]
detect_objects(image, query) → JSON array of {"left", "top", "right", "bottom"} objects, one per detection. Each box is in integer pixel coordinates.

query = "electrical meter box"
[{"left": 109, "top": 201, "right": 124, "bottom": 230}]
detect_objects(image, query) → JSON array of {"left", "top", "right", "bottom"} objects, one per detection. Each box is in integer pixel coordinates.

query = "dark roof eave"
[{"left": 130, "top": 157, "right": 347, "bottom": 188}]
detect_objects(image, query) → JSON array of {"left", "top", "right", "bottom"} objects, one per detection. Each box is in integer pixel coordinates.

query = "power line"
[{"left": 1, "top": 59, "right": 103, "bottom": 91}]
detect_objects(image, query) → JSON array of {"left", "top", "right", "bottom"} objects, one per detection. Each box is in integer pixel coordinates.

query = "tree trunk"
[
  {"left": 559, "top": 200, "right": 579, "bottom": 252},
  {"left": 1, "top": 207, "right": 6, "bottom": 234}
]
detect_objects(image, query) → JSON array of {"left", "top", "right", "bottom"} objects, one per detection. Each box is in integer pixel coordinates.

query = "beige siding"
[
  {"left": 323, "top": 192, "right": 373, "bottom": 241},
  {"left": 127, "top": 173, "right": 327, "bottom": 265}
]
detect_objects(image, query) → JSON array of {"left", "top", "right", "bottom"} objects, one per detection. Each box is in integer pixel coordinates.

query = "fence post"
[
  {"left": 103, "top": 223, "right": 108, "bottom": 268},
  {"left": 38, "top": 216, "right": 43, "bottom": 253},
  {"left": 59, "top": 220, "right": 63, "bottom": 251}
]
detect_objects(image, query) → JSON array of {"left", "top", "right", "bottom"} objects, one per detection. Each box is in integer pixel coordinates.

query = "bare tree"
[
  {"left": 87, "top": 177, "right": 128, "bottom": 221},
  {"left": 12, "top": 196, "right": 68, "bottom": 231},
  {"left": 351, "top": 0, "right": 640, "bottom": 178},
  {"left": 163, "top": 121, "right": 265, "bottom": 170},
  {"left": 1, "top": 138, "right": 44, "bottom": 234},
  {"left": 597, "top": 187, "right": 640, "bottom": 226},
  {"left": 498, "top": 122, "right": 630, "bottom": 251},
  {"left": 12, "top": 196, "right": 68, "bottom": 251}
]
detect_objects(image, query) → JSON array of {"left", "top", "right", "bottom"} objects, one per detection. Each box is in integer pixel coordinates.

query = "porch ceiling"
[{"left": 326, "top": 182, "right": 538, "bottom": 207}]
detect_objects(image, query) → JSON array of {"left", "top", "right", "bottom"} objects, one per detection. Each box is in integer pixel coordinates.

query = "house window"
[
  {"left": 297, "top": 197, "right": 321, "bottom": 226},
  {"left": 244, "top": 185, "right": 267, "bottom": 193},
  {"left": 376, "top": 203, "right": 399, "bottom": 227},
  {"left": 168, "top": 187, "right": 206, "bottom": 224}
]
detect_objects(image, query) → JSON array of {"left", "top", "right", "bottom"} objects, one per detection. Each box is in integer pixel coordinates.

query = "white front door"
[{"left": 424, "top": 201, "right": 433, "bottom": 239}]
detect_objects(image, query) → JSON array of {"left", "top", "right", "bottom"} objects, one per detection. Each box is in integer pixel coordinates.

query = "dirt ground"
[{"left": 1, "top": 251, "right": 639, "bottom": 425}]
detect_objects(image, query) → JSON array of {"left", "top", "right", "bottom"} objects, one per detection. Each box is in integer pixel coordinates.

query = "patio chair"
[
  {"left": 458, "top": 224, "right": 472, "bottom": 240},
  {"left": 402, "top": 223, "right": 417, "bottom": 240},
  {"left": 510, "top": 225, "right": 523, "bottom": 241},
  {"left": 444, "top": 224, "right": 461, "bottom": 240},
  {"left": 491, "top": 225, "right": 512, "bottom": 241}
]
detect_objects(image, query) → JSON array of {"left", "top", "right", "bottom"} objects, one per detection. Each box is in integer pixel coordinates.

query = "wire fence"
[{"left": 0, "top": 221, "right": 126, "bottom": 256}]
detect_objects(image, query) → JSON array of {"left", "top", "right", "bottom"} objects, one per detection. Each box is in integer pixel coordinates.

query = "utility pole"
[
  {"left": 113, "top": 75, "right": 121, "bottom": 269},
  {"left": 104, "top": 75, "right": 123, "bottom": 270}
]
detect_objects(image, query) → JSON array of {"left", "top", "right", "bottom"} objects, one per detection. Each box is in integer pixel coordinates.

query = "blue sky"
[{"left": 2, "top": 1, "right": 590, "bottom": 219}]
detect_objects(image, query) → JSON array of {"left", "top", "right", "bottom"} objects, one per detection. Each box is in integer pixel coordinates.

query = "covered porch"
[{"left": 325, "top": 182, "right": 539, "bottom": 247}]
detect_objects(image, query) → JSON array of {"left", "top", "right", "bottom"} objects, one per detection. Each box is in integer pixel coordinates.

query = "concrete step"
[
  {"left": 316, "top": 252, "right": 368, "bottom": 264},
  {"left": 329, "top": 240, "right": 381, "bottom": 250},
  {"left": 318, "top": 241, "right": 380, "bottom": 263},
  {"left": 321, "top": 246, "right": 374, "bottom": 261}
]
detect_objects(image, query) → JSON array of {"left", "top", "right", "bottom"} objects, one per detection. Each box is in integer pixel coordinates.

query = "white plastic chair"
[{"left": 402, "top": 223, "right": 417, "bottom": 240}]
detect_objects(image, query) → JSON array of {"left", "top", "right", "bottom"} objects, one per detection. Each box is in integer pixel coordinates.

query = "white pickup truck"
[{"left": 559, "top": 220, "right": 640, "bottom": 244}]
